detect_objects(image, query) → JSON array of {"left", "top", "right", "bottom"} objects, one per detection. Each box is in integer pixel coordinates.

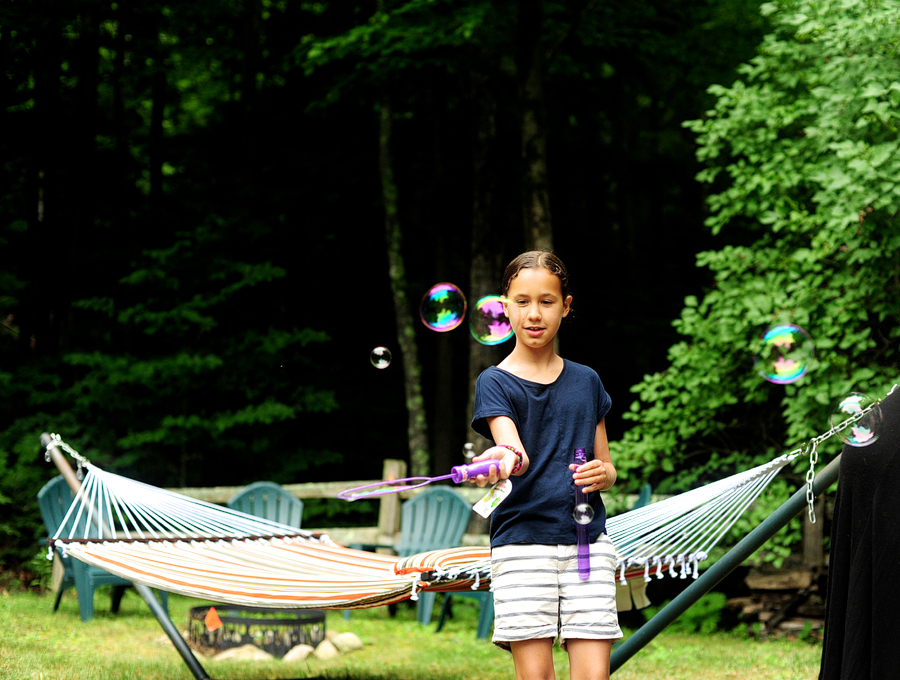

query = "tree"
[{"left": 613, "top": 0, "right": 900, "bottom": 499}]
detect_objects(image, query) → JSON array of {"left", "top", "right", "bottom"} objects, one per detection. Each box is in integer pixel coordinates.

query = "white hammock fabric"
[
  {"left": 48, "top": 388, "right": 891, "bottom": 609},
  {"left": 607, "top": 454, "right": 793, "bottom": 584}
]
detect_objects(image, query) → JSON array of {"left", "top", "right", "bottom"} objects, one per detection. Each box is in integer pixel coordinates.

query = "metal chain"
[
  {"left": 805, "top": 438, "right": 819, "bottom": 523},
  {"left": 799, "top": 383, "right": 898, "bottom": 523},
  {"left": 43, "top": 432, "right": 91, "bottom": 474}
]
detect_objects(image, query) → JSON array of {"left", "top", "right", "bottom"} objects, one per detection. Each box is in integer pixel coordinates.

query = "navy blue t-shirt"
[{"left": 472, "top": 360, "right": 612, "bottom": 548}]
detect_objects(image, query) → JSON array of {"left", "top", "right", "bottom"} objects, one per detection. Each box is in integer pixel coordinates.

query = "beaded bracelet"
[{"left": 498, "top": 444, "right": 524, "bottom": 474}]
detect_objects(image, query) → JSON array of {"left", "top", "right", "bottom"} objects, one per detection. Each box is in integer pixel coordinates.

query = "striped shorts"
[{"left": 490, "top": 534, "right": 622, "bottom": 650}]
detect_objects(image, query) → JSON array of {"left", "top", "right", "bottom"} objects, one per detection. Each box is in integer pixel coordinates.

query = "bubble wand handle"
[
  {"left": 574, "top": 448, "right": 591, "bottom": 580},
  {"left": 337, "top": 460, "right": 501, "bottom": 500}
]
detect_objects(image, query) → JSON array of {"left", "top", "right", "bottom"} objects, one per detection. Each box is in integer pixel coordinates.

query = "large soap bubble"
[
  {"left": 753, "top": 324, "right": 815, "bottom": 384},
  {"left": 420, "top": 283, "right": 466, "bottom": 332},
  {"left": 830, "top": 392, "right": 883, "bottom": 447},
  {"left": 469, "top": 295, "right": 514, "bottom": 345}
]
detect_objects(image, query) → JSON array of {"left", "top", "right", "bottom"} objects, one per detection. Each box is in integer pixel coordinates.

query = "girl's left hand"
[{"left": 570, "top": 460, "right": 608, "bottom": 494}]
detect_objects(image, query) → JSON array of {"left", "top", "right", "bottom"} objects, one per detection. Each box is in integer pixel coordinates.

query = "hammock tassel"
[
  {"left": 409, "top": 573, "right": 422, "bottom": 602},
  {"left": 619, "top": 561, "right": 627, "bottom": 585},
  {"left": 471, "top": 570, "right": 481, "bottom": 590},
  {"left": 643, "top": 561, "right": 651, "bottom": 583}
]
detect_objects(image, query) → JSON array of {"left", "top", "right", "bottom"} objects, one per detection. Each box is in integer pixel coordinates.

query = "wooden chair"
[
  {"left": 227, "top": 481, "right": 304, "bottom": 528},
  {"left": 37, "top": 475, "right": 169, "bottom": 622}
]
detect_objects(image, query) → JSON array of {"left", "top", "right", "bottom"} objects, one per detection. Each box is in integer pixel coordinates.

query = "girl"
[{"left": 470, "top": 250, "right": 620, "bottom": 680}]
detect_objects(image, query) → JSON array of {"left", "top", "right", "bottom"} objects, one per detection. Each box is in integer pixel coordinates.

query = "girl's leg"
[
  {"left": 566, "top": 638, "right": 612, "bottom": 680},
  {"left": 510, "top": 638, "right": 557, "bottom": 680}
]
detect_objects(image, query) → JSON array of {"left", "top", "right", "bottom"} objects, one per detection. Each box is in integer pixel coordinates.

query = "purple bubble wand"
[
  {"left": 338, "top": 459, "right": 500, "bottom": 501},
  {"left": 574, "top": 448, "right": 591, "bottom": 580}
]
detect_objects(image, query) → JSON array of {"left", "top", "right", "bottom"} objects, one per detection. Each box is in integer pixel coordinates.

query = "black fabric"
[{"left": 820, "top": 386, "right": 900, "bottom": 679}]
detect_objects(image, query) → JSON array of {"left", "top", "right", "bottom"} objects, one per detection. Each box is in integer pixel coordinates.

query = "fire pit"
[{"left": 188, "top": 605, "right": 326, "bottom": 658}]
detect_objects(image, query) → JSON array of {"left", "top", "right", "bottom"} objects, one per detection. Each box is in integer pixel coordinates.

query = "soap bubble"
[
  {"left": 753, "top": 324, "right": 815, "bottom": 384},
  {"left": 830, "top": 392, "right": 883, "bottom": 447},
  {"left": 470, "top": 295, "right": 513, "bottom": 345},
  {"left": 419, "top": 283, "right": 467, "bottom": 332},
  {"left": 573, "top": 503, "right": 594, "bottom": 525},
  {"left": 370, "top": 346, "right": 392, "bottom": 369}
]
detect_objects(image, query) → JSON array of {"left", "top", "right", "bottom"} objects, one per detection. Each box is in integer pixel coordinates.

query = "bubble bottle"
[{"left": 573, "top": 448, "right": 592, "bottom": 580}]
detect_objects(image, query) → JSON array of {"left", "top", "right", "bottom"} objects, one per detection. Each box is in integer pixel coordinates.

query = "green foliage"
[
  {"left": 644, "top": 592, "right": 730, "bottom": 635},
  {"left": 59, "top": 224, "right": 339, "bottom": 483},
  {"left": 611, "top": 0, "right": 900, "bottom": 561},
  {"left": 613, "top": 0, "right": 900, "bottom": 483}
]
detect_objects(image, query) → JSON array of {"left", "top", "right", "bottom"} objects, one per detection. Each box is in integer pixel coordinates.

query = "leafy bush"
[
  {"left": 644, "top": 592, "right": 730, "bottom": 635},
  {"left": 612, "top": 0, "right": 900, "bottom": 563}
]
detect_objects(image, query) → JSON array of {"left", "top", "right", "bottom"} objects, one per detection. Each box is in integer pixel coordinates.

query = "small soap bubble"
[
  {"left": 573, "top": 503, "right": 594, "bottom": 525},
  {"left": 470, "top": 295, "right": 514, "bottom": 345},
  {"left": 463, "top": 442, "right": 475, "bottom": 460},
  {"left": 753, "top": 324, "right": 815, "bottom": 384},
  {"left": 419, "top": 283, "right": 467, "bottom": 332},
  {"left": 370, "top": 346, "right": 392, "bottom": 369},
  {"left": 830, "top": 392, "right": 883, "bottom": 447}
]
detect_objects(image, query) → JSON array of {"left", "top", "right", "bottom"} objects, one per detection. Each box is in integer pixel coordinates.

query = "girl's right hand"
[{"left": 470, "top": 446, "right": 519, "bottom": 487}]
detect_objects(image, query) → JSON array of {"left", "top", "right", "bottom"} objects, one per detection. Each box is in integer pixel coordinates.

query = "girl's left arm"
[{"left": 570, "top": 418, "right": 616, "bottom": 494}]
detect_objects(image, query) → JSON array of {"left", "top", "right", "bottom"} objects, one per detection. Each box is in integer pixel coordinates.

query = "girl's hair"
[{"left": 501, "top": 250, "right": 571, "bottom": 299}]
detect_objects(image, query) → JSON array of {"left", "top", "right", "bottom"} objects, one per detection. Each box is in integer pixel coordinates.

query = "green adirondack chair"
[
  {"left": 345, "top": 486, "right": 474, "bottom": 625},
  {"left": 227, "top": 481, "right": 304, "bottom": 528},
  {"left": 37, "top": 475, "right": 169, "bottom": 622},
  {"left": 394, "top": 486, "right": 473, "bottom": 627},
  {"left": 435, "top": 586, "right": 494, "bottom": 639}
]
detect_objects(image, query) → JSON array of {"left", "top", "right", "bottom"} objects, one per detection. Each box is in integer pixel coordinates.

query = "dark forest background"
[{"left": 0, "top": 0, "right": 771, "bottom": 574}]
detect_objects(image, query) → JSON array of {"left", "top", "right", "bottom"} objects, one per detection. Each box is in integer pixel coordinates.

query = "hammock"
[
  {"left": 46, "top": 388, "right": 891, "bottom": 609},
  {"left": 47, "top": 462, "right": 492, "bottom": 609}
]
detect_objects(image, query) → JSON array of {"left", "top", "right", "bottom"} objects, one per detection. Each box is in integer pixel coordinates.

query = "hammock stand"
[
  {"left": 44, "top": 436, "right": 213, "bottom": 680},
  {"left": 610, "top": 453, "right": 841, "bottom": 673}
]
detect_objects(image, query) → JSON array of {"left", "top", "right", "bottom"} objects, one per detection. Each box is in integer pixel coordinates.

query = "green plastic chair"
[
  {"left": 395, "top": 487, "right": 473, "bottom": 627},
  {"left": 37, "top": 475, "right": 169, "bottom": 622},
  {"left": 435, "top": 587, "right": 494, "bottom": 639},
  {"left": 344, "top": 486, "right": 473, "bottom": 624},
  {"left": 227, "top": 481, "right": 304, "bottom": 528}
]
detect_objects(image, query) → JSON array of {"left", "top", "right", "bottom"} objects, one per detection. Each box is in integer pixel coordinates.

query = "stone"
[
  {"left": 330, "top": 632, "right": 363, "bottom": 653},
  {"left": 211, "top": 644, "right": 274, "bottom": 662},
  {"left": 283, "top": 644, "right": 315, "bottom": 662},
  {"left": 313, "top": 640, "right": 340, "bottom": 660}
]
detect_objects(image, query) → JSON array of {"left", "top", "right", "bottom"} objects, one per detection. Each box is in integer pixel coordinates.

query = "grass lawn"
[{"left": 0, "top": 587, "right": 823, "bottom": 679}]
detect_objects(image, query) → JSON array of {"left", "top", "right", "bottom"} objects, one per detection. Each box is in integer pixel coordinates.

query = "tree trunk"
[
  {"left": 466, "top": 67, "right": 506, "bottom": 454},
  {"left": 517, "top": 0, "right": 553, "bottom": 252},
  {"left": 379, "top": 95, "right": 430, "bottom": 476}
]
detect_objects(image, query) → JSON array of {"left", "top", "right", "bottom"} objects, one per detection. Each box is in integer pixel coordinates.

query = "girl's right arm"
[{"left": 470, "top": 415, "right": 530, "bottom": 487}]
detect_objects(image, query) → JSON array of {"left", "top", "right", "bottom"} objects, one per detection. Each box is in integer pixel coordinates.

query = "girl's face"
[{"left": 504, "top": 267, "right": 572, "bottom": 351}]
